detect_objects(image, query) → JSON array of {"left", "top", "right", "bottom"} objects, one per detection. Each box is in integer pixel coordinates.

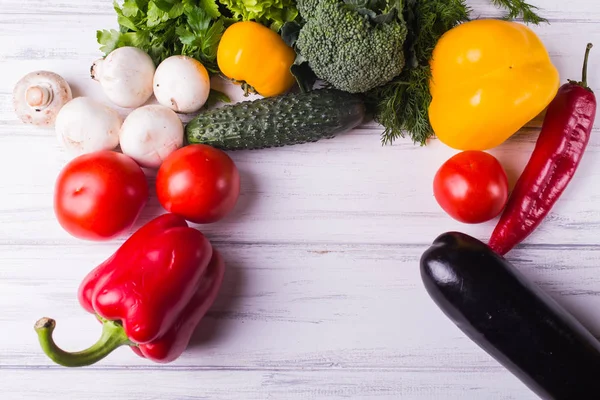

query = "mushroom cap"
[
  {"left": 13, "top": 71, "right": 73, "bottom": 127},
  {"left": 119, "top": 104, "right": 184, "bottom": 168},
  {"left": 153, "top": 55, "right": 211, "bottom": 114},
  {"left": 55, "top": 97, "right": 122, "bottom": 156},
  {"left": 92, "top": 47, "right": 156, "bottom": 109}
]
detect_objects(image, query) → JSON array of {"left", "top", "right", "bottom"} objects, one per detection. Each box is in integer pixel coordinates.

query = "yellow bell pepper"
[
  {"left": 217, "top": 21, "right": 297, "bottom": 98},
  {"left": 428, "top": 19, "right": 560, "bottom": 151}
]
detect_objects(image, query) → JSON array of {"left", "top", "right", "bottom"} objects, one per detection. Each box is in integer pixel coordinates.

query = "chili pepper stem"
[
  {"left": 34, "top": 317, "right": 132, "bottom": 367},
  {"left": 582, "top": 43, "right": 593, "bottom": 88},
  {"left": 569, "top": 43, "right": 594, "bottom": 91}
]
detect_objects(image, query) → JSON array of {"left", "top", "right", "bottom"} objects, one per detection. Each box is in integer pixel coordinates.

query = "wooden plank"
[
  {"left": 0, "top": 368, "right": 537, "bottom": 400},
  {"left": 0, "top": 0, "right": 112, "bottom": 15}
]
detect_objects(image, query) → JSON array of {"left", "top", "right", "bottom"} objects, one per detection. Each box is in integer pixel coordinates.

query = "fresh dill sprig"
[
  {"left": 491, "top": 0, "right": 548, "bottom": 24},
  {"left": 370, "top": 66, "right": 432, "bottom": 146}
]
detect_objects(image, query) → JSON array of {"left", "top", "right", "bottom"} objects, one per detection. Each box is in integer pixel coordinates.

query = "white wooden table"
[{"left": 1, "top": 1, "right": 599, "bottom": 399}]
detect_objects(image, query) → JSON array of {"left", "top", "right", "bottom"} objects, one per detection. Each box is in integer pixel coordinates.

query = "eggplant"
[{"left": 420, "top": 232, "right": 600, "bottom": 399}]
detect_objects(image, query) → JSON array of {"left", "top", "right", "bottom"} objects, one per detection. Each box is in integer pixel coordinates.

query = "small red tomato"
[
  {"left": 433, "top": 151, "right": 509, "bottom": 224},
  {"left": 54, "top": 151, "right": 149, "bottom": 240},
  {"left": 156, "top": 145, "right": 240, "bottom": 224}
]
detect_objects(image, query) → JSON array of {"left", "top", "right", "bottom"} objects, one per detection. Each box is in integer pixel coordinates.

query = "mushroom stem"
[
  {"left": 13, "top": 70, "right": 73, "bottom": 126},
  {"left": 26, "top": 85, "right": 54, "bottom": 110},
  {"left": 90, "top": 58, "right": 104, "bottom": 82}
]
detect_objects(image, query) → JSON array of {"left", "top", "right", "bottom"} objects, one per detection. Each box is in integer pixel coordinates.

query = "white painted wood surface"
[{"left": 1, "top": 1, "right": 599, "bottom": 399}]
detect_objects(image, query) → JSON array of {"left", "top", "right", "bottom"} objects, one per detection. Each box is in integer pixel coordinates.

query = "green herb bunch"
[{"left": 98, "top": 0, "right": 548, "bottom": 146}]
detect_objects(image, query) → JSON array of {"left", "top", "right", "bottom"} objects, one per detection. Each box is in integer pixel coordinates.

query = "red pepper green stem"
[{"left": 34, "top": 317, "right": 132, "bottom": 367}]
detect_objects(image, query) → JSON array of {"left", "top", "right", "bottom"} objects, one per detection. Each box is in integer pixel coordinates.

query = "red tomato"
[
  {"left": 54, "top": 151, "right": 149, "bottom": 240},
  {"left": 156, "top": 145, "right": 240, "bottom": 224},
  {"left": 433, "top": 151, "right": 509, "bottom": 224}
]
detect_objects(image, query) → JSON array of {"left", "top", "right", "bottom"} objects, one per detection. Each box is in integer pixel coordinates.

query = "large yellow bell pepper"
[
  {"left": 217, "top": 21, "right": 297, "bottom": 98},
  {"left": 428, "top": 19, "right": 560, "bottom": 151}
]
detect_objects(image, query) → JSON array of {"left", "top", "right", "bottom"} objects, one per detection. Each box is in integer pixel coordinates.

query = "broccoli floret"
[
  {"left": 295, "top": 0, "right": 408, "bottom": 94},
  {"left": 296, "top": 0, "right": 319, "bottom": 20}
]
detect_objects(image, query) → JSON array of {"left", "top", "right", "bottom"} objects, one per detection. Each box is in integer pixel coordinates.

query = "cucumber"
[{"left": 185, "top": 89, "right": 366, "bottom": 150}]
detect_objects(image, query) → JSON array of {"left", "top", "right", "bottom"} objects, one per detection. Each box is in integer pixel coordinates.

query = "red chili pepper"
[
  {"left": 489, "top": 43, "right": 597, "bottom": 256},
  {"left": 34, "top": 213, "right": 225, "bottom": 366}
]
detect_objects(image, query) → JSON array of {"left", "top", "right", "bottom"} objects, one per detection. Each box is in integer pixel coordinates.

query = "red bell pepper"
[
  {"left": 34, "top": 213, "right": 225, "bottom": 367},
  {"left": 489, "top": 43, "right": 597, "bottom": 255}
]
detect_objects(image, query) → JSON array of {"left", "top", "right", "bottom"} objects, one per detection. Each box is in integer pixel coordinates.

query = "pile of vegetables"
[
  {"left": 424, "top": 38, "right": 598, "bottom": 398},
  {"left": 91, "top": 0, "right": 550, "bottom": 148},
  {"left": 15, "top": 51, "right": 243, "bottom": 364},
  {"left": 11, "top": 1, "right": 600, "bottom": 396}
]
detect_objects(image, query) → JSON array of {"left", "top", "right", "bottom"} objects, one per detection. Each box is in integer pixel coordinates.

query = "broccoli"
[
  {"left": 296, "top": 0, "right": 319, "bottom": 20},
  {"left": 295, "top": 0, "right": 408, "bottom": 94}
]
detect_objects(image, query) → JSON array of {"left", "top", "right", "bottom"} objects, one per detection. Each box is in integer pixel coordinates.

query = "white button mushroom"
[
  {"left": 91, "top": 47, "right": 156, "bottom": 109},
  {"left": 119, "top": 104, "right": 184, "bottom": 169},
  {"left": 13, "top": 71, "right": 73, "bottom": 127},
  {"left": 153, "top": 56, "right": 211, "bottom": 114},
  {"left": 55, "top": 97, "right": 123, "bottom": 156}
]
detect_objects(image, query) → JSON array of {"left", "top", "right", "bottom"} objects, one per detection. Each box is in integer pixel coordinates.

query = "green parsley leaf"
[
  {"left": 119, "top": 31, "right": 152, "bottom": 48},
  {"left": 117, "top": 13, "right": 140, "bottom": 31},
  {"left": 186, "top": 6, "right": 213, "bottom": 33},
  {"left": 175, "top": 25, "right": 197, "bottom": 46},
  {"left": 153, "top": 0, "right": 176, "bottom": 12},
  {"left": 201, "top": 18, "right": 225, "bottom": 61},
  {"left": 169, "top": 3, "right": 185, "bottom": 18},
  {"left": 147, "top": 1, "right": 171, "bottom": 27},
  {"left": 121, "top": 0, "right": 142, "bottom": 17},
  {"left": 97, "top": 29, "right": 122, "bottom": 55},
  {"left": 176, "top": 6, "right": 225, "bottom": 72},
  {"left": 200, "top": 0, "right": 221, "bottom": 19}
]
